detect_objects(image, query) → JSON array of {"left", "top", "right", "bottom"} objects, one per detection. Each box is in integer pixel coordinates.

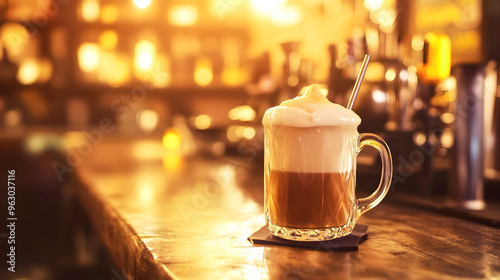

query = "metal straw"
[{"left": 347, "top": 55, "right": 371, "bottom": 110}]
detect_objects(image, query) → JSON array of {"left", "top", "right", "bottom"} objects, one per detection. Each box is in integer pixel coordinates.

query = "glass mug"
[{"left": 264, "top": 124, "right": 392, "bottom": 241}]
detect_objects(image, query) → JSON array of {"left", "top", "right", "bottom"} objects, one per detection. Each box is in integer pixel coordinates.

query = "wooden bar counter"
[{"left": 68, "top": 136, "right": 500, "bottom": 279}]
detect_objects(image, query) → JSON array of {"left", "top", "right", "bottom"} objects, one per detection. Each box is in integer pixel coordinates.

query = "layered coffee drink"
[{"left": 263, "top": 85, "right": 361, "bottom": 232}]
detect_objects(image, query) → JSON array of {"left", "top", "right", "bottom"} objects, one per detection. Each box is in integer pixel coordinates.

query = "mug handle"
[{"left": 355, "top": 133, "right": 393, "bottom": 220}]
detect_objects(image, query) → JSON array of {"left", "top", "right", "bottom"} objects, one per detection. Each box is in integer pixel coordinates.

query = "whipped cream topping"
[{"left": 262, "top": 85, "right": 361, "bottom": 127}]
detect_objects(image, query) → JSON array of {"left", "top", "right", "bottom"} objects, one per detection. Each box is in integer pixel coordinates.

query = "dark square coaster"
[{"left": 248, "top": 224, "right": 368, "bottom": 251}]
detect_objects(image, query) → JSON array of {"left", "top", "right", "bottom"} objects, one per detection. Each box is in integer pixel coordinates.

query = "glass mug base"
[{"left": 265, "top": 210, "right": 356, "bottom": 241}]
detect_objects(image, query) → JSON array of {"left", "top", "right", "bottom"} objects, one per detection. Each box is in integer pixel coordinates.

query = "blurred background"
[{"left": 0, "top": 0, "right": 500, "bottom": 279}]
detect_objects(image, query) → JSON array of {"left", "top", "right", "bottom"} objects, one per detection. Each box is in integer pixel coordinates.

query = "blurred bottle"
[
  {"left": 448, "top": 64, "right": 486, "bottom": 210},
  {"left": 485, "top": 65, "right": 500, "bottom": 181}
]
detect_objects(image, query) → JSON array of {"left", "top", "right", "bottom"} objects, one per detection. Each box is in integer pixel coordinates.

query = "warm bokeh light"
[
  {"left": 81, "top": 0, "right": 100, "bottom": 22},
  {"left": 228, "top": 105, "right": 256, "bottom": 121},
  {"left": 210, "top": 141, "right": 226, "bottom": 157},
  {"left": 364, "top": 0, "right": 383, "bottom": 11},
  {"left": 385, "top": 68, "right": 396, "bottom": 81},
  {"left": 377, "top": 9, "right": 396, "bottom": 32},
  {"left": 25, "top": 134, "right": 52, "bottom": 155},
  {"left": 101, "top": 4, "right": 119, "bottom": 23},
  {"left": 163, "top": 154, "right": 184, "bottom": 172},
  {"left": 252, "top": 0, "right": 284, "bottom": 13},
  {"left": 131, "top": 140, "right": 165, "bottom": 160},
  {"left": 235, "top": 126, "right": 245, "bottom": 138},
  {"left": 168, "top": 5, "right": 198, "bottom": 26},
  {"left": 134, "top": 40, "right": 156, "bottom": 71},
  {"left": 235, "top": 126, "right": 256, "bottom": 140},
  {"left": 99, "top": 30, "right": 118, "bottom": 50},
  {"left": 407, "top": 65, "right": 418, "bottom": 83},
  {"left": 194, "top": 114, "right": 211, "bottom": 130},
  {"left": 138, "top": 110, "right": 159, "bottom": 132},
  {"left": 372, "top": 89, "right": 387, "bottom": 104},
  {"left": 78, "top": 43, "right": 100, "bottom": 73},
  {"left": 17, "top": 59, "right": 40, "bottom": 85},
  {"left": 163, "top": 130, "right": 182, "bottom": 151},
  {"left": 1, "top": 23, "right": 29, "bottom": 57},
  {"left": 411, "top": 35, "right": 425, "bottom": 51},
  {"left": 99, "top": 52, "right": 130, "bottom": 87},
  {"left": 194, "top": 57, "right": 213, "bottom": 86},
  {"left": 270, "top": 5, "right": 301, "bottom": 25},
  {"left": 133, "top": 0, "right": 151, "bottom": 9}
]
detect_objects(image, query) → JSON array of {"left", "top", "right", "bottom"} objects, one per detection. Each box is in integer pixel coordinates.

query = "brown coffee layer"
[{"left": 265, "top": 170, "right": 354, "bottom": 229}]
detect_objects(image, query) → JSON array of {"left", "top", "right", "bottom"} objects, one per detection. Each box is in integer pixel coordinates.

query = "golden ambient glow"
[
  {"left": 228, "top": 105, "right": 256, "bottom": 121},
  {"left": 270, "top": 6, "right": 302, "bottom": 26},
  {"left": 134, "top": 40, "right": 156, "bottom": 71},
  {"left": 163, "top": 129, "right": 182, "bottom": 151},
  {"left": 99, "top": 30, "right": 118, "bottom": 50},
  {"left": 413, "top": 132, "right": 427, "bottom": 146},
  {"left": 221, "top": 67, "right": 246, "bottom": 86},
  {"left": 385, "top": 68, "right": 396, "bottom": 81},
  {"left": 138, "top": 110, "right": 159, "bottom": 132},
  {"left": 364, "top": 62, "right": 385, "bottom": 81},
  {"left": 243, "top": 127, "right": 256, "bottom": 139},
  {"left": 227, "top": 125, "right": 239, "bottom": 142},
  {"left": 142, "top": 54, "right": 171, "bottom": 88},
  {"left": 440, "top": 112, "right": 455, "bottom": 124},
  {"left": 81, "top": 0, "right": 100, "bottom": 22},
  {"left": 194, "top": 57, "right": 213, "bottom": 86},
  {"left": 100, "top": 52, "right": 130, "bottom": 87},
  {"left": 133, "top": 0, "right": 151, "bottom": 9},
  {"left": 235, "top": 126, "right": 256, "bottom": 140},
  {"left": 138, "top": 183, "right": 154, "bottom": 203},
  {"left": 78, "top": 43, "right": 100, "bottom": 73},
  {"left": 194, "top": 114, "right": 211, "bottom": 130},
  {"left": 298, "top": 85, "right": 328, "bottom": 97},
  {"left": 168, "top": 5, "right": 198, "bottom": 26},
  {"left": 377, "top": 9, "right": 396, "bottom": 32},
  {"left": 101, "top": 4, "right": 119, "bottom": 23},
  {"left": 252, "top": 0, "right": 284, "bottom": 13},
  {"left": 364, "top": 0, "right": 383, "bottom": 11},
  {"left": 17, "top": 59, "right": 40, "bottom": 85},
  {"left": 444, "top": 77, "right": 456, "bottom": 92},
  {"left": 440, "top": 128, "right": 454, "bottom": 148}
]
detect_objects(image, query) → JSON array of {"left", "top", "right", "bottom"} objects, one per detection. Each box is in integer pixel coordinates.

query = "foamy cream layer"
[
  {"left": 264, "top": 126, "right": 358, "bottom": 173},
  {"left": 262, "top": 85, "right": 361, "bottom": 128}
]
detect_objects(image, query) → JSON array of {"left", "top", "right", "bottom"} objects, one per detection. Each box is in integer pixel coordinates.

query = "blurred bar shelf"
[{"left": 72, "top": 86, "right": 249, "bottom": 98}]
